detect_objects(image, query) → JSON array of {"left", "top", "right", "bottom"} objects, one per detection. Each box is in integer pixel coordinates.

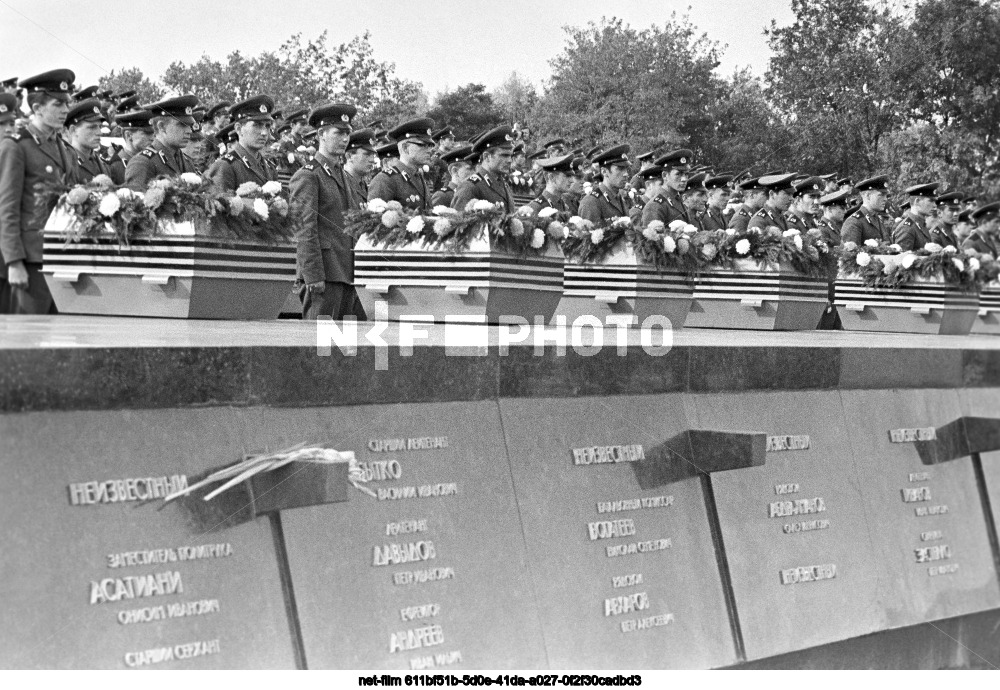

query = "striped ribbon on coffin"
[
  {"left": 554, "top": 243, "right": 694, "bottom": 328},
  {"left": 973, "top": 285, "right": 1000, "bottom": 335},
  {"left": 41, "top": 217, "right": 297, "bottom": 319},
  {"left": 354, "top": 232, "right": 563, "bottom": 324},
  {"left": 834, "top": 255, "right": 979, "bottom": 335},
  {"left": 685, "top": 258, "right": 829, "bottom": 331}
]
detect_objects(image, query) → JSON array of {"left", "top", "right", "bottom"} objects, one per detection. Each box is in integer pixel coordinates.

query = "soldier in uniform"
[
  {"left": 452, "top": 126, "right": 518, "bottom": 212},
  {"left": 786, "top": 176, "right": 823, "bottom": 232},
  {"left": 0, "top": 93, "right": 18, "bottom": 138},
  {"left": 1, "top": 76, "right": 18, "bottom": 95},
  {"left": 962, "top": 203, "right": 1000, "bottom": 258},
  {"left": 203, "top": 102, "right": 231, "bottom": 137},
  {"left": 0, "top": 69, "right": 75, "bottom": 314},
  {"left": 815, "top": 189, "right": 850, "bottom": 247},
  {"left": 841, "top": 175, "right": 891, "bottom": 245},
  {"left": 682, "top": 172, "right": 708, "bottom": 229},
  {"left": 430, "top": 145, "right": 474, "bottom": 208},
  {"left": 206, "top": 95, "right": 278, "bottom": 192},
  {"left": 526, "top": 154, "right": 579, "bottom": 215},
  {"left": 641, "top": 149, "right": 692, "bottom": 227},
  {"left": 629, "top": 165, "right": 664, "bottom": 225},
  {"left": 105, "top": 109, "right": 154, "bottom": 184},
  {"left": 428, "top": 126, "right": 455, "bottom": 191},
  {"left": 727, "top": 177, "right": 767, "bottom": 233},
  {"left": 289, "top": 103, "right": 363, "bottom": 320},
  {"left": 893, "top": 183, "right": 939, "bottom": 251},
  {"left": 368, "top": 118, "right": 436, "bottom": 211},
  {"left": 124, "top": 95, "right": 201, "bottom": 191},
  {"left": 627, "top": 149, "right": 656, "bottom": 189},
  {"left": 578, "top": 145, "right": 631, "bottom": 224},
  {"left": 561, "top": 157, "right": 587, "bottom": 215},
  {"left": 64, "top": 99, "right": 114, "bottom": 184},
  {"left": 929, "top": 192, "right": 963, "bottom": 248},
  {"left": 344, "top": 128, "right": 378, "bottom": 206},
  {"left": 540, "top": 137, "right": 568, "bottom": 157},
  {"left": 375, "top": 141, "right": 399, "bottom": 173},
  {"left": 747, "top": 174, "right": 797, "bottom": 232},
  {"left": 956, "top": 209, "right": 974, "bottom": 246},
  {"left": 700, "top": 175, "right": 732, "bottom": 231}
]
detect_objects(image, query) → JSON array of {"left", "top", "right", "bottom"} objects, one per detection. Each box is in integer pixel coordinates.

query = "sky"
[{"left": 0, "top": 0, "right": 795, "bottom": 96}]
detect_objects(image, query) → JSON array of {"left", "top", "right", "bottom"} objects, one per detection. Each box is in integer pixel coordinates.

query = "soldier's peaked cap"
[
  {"left": 541, "top": 137, "right": 567, "bottom": 149},
  {"left": 905, "top": 182, "right": 940, "bottom": 198},
  {"left": 205, "top": 102, "right": 232, "bottom": 119},
  {"left": 759, "top": 173, "right": 797, "bottom": 191},
  {"left": 229, "top": 95, "right": 275, "bottom": 123},
  {"left": 346, "top": 128, "right": 377, "bottom": 152},
  {"left": 685, "top": 172, "right": 707, "bottom": 191},
  {"left": 115, "top": 95, "right": 140, "bottom": 113},
  {"left": 389, "top": 117, "right": 435, "bottom": 144},
  {"left": 636, "top": 150, "right": 656, "bottom": 162},
  {"left": 819, "top": 189, "right": 851, "bottom": 206},
  {"left": 64, "top": 98, "right": 106, "bottom": 127},
  {"left": 738, "top": 177, "right": 766, "bottom": 191},
  {"left": 432, "top": 126, "right": 455, "bottom": 141},
  {"left": 72, "top": 85, "right": 98, "bottom": 101},
  {"left": 537, "top": 154, "right": 578, "bottom": 174},
  {"left": 115, "top": 109, "right": 154, "bottom": 130},
  {"left": 441, "top": 145, "right": 474, "bottom": 165},
  {"left": 309, "top": 103, "right": 357, "bottom": 130},
  {"left": 593, "top": 144, "right": 631, "bottom": 167},
  {"left": 936, "top": 191, "right": 964, "bottom": 207},
  {"left": 144, "top": 94, "right": 199, "bottom": 124},
  {"left": 705, "top": 175, "right": 733, "bottom": 190},
  {"left": 854, "top": 175, "right": 889, "bottom": 192},
  {"left": 284, "top": 108, "right": 309, "bottom": 123},
  {"left": 473, "top": 125, "right": 516, "bottom": 154},
  {"left": 653, "top": 149, "right": 693, "bottom": 171},
  {"left": 0, "top": 93, "right": 18, "bottom": 122},
  {"left": 971, "top": 202, "right": 1000, "bottom": 222},
  {"left": 793, "top": 176, "right": 824, "bottom": 196},
  {"left": 20, "top": 69, "right": 75, "bottom": 95}
]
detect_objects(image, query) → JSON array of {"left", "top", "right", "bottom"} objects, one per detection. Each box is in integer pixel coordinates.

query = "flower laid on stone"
[
  {"left": 856, "top": 252, "right": 872, "bottom": 267},
  {"left": 547, "top": 221, "right": 565, "bottom": 240},
  {"left": 367, "top": 198, "right": 388, "bottom": 213},
  {"left": 66, "top": 186, "right": 90, "bottom": 205},
  {"left": 91, "top": 174, "right": 114, "bottom": 188},
  {"left": 98, "top": 192, "right": 121, "bottom": 218},
  {"left": 517, "top": 205, "right": 534, "bottom": 217},
  {"left": 952, "top": 258, "right": 965, "bottom": 271},
  {"left": 381, "top": 210, "right": 401, "bottom": 228},
  {"left": 782, "top": 228, "right": 800, "bottom": 237},
  {"left": 115, "top": 187, "right": 135, "bottom": 200},
  {"left": 510, "top": 218, "right": 525, "bottom": 237},
  {"left": 735, "top": 238, "right": 751, "bottom": 255},
  {"left": 590, "top": 228, "right": 605, "bottom": 244},
  {"left": 682, "top": 223, "right": 698, "bottom": 234},
  {"left": 433, "top": 218, "right": 452, "bottom": 237},
  {"left": 668, "top": 219, "right": 686, "bottom": 231},
  {"left": 944, "top": 245, "right": 958, "bottom": 254},
  {"left": 252, "top": 198, "right": 269, "bottom": 220},
  {"left": 530, "top": 227, "right": 546, "bottom": 249},
  {"left": 701, "top": 243, "right": 717, "bottom": 259},
  {"left": 406, "top": 216, "right": 425, "bottom": 235},
  {"left": 143, "top": 187, "right": 166, "bottom": 210},
  {"left": 793, "top": 235, "right": 803, "bottom": 250},
  {"left": 271, "top": 198, "right": 289, "bottom": 216},
  {"left": 889, "top": 243, "right": 902, "bottom": 252},
  {"left": 864, "top": 239, "right": 879, "bottom": 248},
  {"left": 236, "top": 181, "right": 261, "bottom": 196},
  {"left": 924, "top": 242, "right": 943, "bottom": 252},
  {"left": 901, "top": 252, "right": 917, "bottom": 269},
  {"left": 432, "top": 205, "right": 458, "bottom": 216},
  {"left": 228, "top": 196, "right": 245, "bottom": 215},
  {"left": 970, "top": 257, "right": 981, "bottom": 271},
  {"left": 842, "top": 241, "right": 857, "bottom": 251},
  {"left": 612, "top": 216, "right": 632, "bottom": 228},
  {"left": 261, "top": 181, "right": 282, "bottom": 196},
  {"left": 386, "top": 200, "right": 403, "bottom": 212},
  {"left": 662, "top": 236, "right": 676, "bottom": 253},
  {"left": 641, "top": 225, "right": 660, "bottom": 241},
  {"left": 538, "top": 207, "right": 558, "bottom": 219},
  {"left": 180, "top": 173, "right": 204, "bottom": 186}
]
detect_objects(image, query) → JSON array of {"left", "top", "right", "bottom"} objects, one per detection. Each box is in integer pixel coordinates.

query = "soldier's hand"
[
  {"left": 308, "top": 281, "right": 325, "bottom": 294},
  {"left": 8, "top": 261, "right": 29, "bottom": 289}
]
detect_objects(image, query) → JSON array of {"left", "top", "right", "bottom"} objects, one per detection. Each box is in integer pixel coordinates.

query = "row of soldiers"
[{"left": 3, "top": 69, "right": 1000, "bottom": 320}]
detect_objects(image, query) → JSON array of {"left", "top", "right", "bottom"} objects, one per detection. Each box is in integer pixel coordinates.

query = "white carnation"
[
  {"left": 889, "top": 243, "right": 902, "bottom": 252},
  {"left": 432, "top": 205, "right": 457, "bottom": 216},
  {"left": 590, "top": 228, "right": 605, "bottom": 244},
  {"left": 793, "top": 235, "right": 803, "bottom": 250},
  {"left": 98, "top": 192, "right": 121, "bottom": 217},
  {"left": 900, "top": 253, "right": 917, "bottom": 269},
  {"left": 367, "top": 199, "right": 388, "bottom": 213},
  {"left": 668, "top": 219, "right": 687, "bottom": 231},
  {"left": 261, "top": 180, "right": 282, "bottom": 196},
  {"left": 517, "top": 205, "right": 534, "bottom": 217},
  {"left": 924, "top": 242, "right": 943, "bottom": 252},
  {"left": 252, "top": 197, "right": 269, "bottom": 220},
  {"left": 856, "top": 252, "right": 872, "bottom": 267},
  {"left": 842, "top": 241, "right": 858, "bottom": 251},
  {"left": 662, "top": 236, "right": 676, "bottom": 253},
  {"left": 642, "top": 226, "right": 660, "bottom": 241},
  {"left": 735, "top": 238, "right": 751, "bottom": 255},
  {"left": 538, "top": 207, "right": 558, "bottom": 219},
  {"left": 406, "top": 216, "right": 425, "bottom": 235},
  {"left": 782, "top": 228, "right": 800, "bottom": 237},
  {"left": 944, "top": 245, "right": 958, "bottom": 254},
  {"left": 682, "top": 223, "right": 698, "bottom": 234},
  {"left": 970, "top": 258, "right": 981, "bottom": 271},
  {"left": 952, "top": 258, "right": 965, "bottom": 271},
  {"left": 530, "top": 227, "right": 546, "bottom": 249},
  {"left": 864, "top": 239, "right": 879, "bottom": 248},
  {"left": 472, "top": 199, "right": 495, "bottom": 211},
  {"left": 725, "top": 228, "right": 736, "bottom": 235},
  {"left": 180, "top": 172, "right": 203, "bottom": 185}
]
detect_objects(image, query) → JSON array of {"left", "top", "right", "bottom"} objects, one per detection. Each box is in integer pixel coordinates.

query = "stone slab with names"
[
  {"left": 0, "top": 408, "right": 297, "bottom": 670},
  {"left": 499, "top": 395, "right": 737, "bottom": 669},
  {"left": 958, "top": 388, "right": 1000, "bottom": 543},
  {"left": 688, "top": 391, "right": 885, "bottom": 661},
  {"left": 841, "top": 389, "right": 1000, "bottom": 628},
  {"left": 250, "top": 402, "right": 548, "bottom": 670}
]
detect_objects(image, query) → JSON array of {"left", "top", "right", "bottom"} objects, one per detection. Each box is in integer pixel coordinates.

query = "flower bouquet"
[
  {"left": 42, "top": 173, "right": 297, "bottom": 319},
  {"left": 348, "top": 198, "right": 564, "bottom": 324},
  {"left": 835, "top": 239, "right": 997, "bottom": 335},
  {"left": 684, "top": 224, "right": 830, "bottom": 331}
]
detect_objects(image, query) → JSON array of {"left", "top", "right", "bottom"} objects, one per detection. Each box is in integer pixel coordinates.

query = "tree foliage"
[
  {"left": 426, "top": 84, "right": 506, "bottom": 140},
  {"left": 98, "top": 68, "right": 163, "bottom": 103}
]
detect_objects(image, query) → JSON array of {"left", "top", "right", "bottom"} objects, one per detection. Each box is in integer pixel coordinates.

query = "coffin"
[
  {"left": 42, "top": 213, "right": 296, "bottom": 319},
  {"left": 684, "top": 259, "right": 829, "bottom": 330},
  {"left": 553, "top": 243, "right": 694, "bottom": 328},
  {"left": 353, "top": 232, "right": 563, "bottom": 324}
]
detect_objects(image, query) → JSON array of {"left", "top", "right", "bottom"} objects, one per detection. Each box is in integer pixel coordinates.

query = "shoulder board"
[
  {"left": 303, "top": 163, "right": 317, "bottom": 171},
  {"left": 738, "top": 209, "right": 750, "bottom": 217},
  {"left": 221, "top": 153, "right": 236, "bottom": 162},
  {"left": 8, "top": 131, "right": 23, "bottom": 141},
  {"left": 588, "top": 190, "right": 601, "bottom": 197},
  {"left": 532, "top": 197, "right": 545, "bottom": 205},
  {"left": 140, "top": 149, "right": 156, "bottom": 158},
  {"left": 753, "top": 209, "right": 767, "bottom": 217},
  {"left": 652, "top": 195, "right": 665, "bottom": 204},
  {"left": 383, "top": 168, "right": 398, "bottom": 176},
  {"left": 901, "top": 218, "right": 913, "bottom": 226},
  {"left": 439, "top": 187, "right": 449, "bottom": 193},
  {"left": 467, "top": 174, "right": 481, "bottom": 182}
]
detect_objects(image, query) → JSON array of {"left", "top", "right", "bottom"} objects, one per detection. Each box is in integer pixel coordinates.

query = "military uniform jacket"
[
  {"left": 345, "top": 170, "right": 369, "bottom": 210},
  {"left": 430, "top": 185, "right": 455, "bottom": 209},
  {"left": 727, "top": 205, "right": 754, "bottom": 233},
  {"left": 627, "top": 194, "right": 648, "bottom": 225},
  {"left": 842, "top": 207, "right": 890, "bottom": 246},
  {"left": 105, "top": 146, "right": 134, "bottom": 185},
  {"left": 893, "top": 211, "right": 933, "bottom": 251},
  {"left": 207, "top": 143, "right": 277, "bottom": 192},
  {"left": 701, "top": 207, "right": 727, "bottom": 232},
  {"left": 641, "top": 188, "right": 688, "bottom": 227},
  {"left": 785, "top": 210, "right": 815, "bottom": 233},
  {"left": 451, "top": 167, "right": 516, "bottom": 213},
  {"left": 528, "top": 189, "right": 569, "bottom": 216},
  {"left": 561, "top": 192, "right": 581, "bottom": 216},
  {"left": 961, "top": 231, "right": 998, "bottom": 259},
  {"left": 289, "top": 151, "right": 360, "bottom": 286},
  {"left": 69, "top": 147, "right": 113, "bottom": 185},
  {"left": 928, "top": 219, "right": 959, "bottom": 248},
  {"left": 815, "top": 218, "right": 842, "bottom": 247},
  {"left": 0, "top": 124, "right": 75, "bottom": 274},
  {"left": 369, "top": 161, "right": 432, "bottom": 211},
  {"left": 579, "top": 183, "right": 629, "bottom": 225},
  {"left": 747, "top": 206, "right": 789, "bottom": 233},
  {"left": 124, "top": 139, "right": 199, "bottom": 191}
]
